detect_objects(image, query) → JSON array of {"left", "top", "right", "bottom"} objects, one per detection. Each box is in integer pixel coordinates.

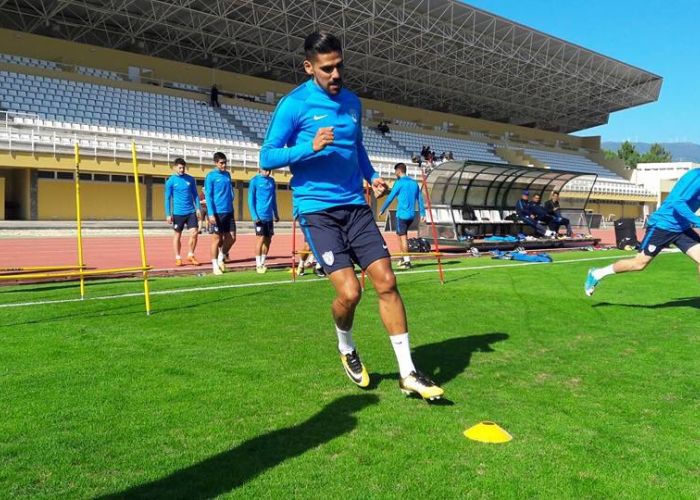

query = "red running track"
[{"left": 0, "top": 228, "right": 634, "bottom": 276}]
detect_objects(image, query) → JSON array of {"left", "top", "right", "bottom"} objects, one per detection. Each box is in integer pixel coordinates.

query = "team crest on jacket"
[
  {"left": 322, "top": 251, "right": 335, "bottom": 266},
  {"left": 350, "top": 110, "right": 358, "bottom": 123}
]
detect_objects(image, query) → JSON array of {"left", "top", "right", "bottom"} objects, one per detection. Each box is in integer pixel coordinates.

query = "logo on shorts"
[
  {"left": 382, "top": 244, "right": 388, "bottom": 250},
  {"left": 322, "top": 251, "right": 335, "bottom": 266},
  {"left": 647, "top": 244, "right": 656, "bottom": 253}
]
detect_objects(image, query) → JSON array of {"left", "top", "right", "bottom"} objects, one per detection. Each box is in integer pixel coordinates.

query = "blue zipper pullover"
[
  {"left": 204, "top": 168, "right": 234, "bottom": 215},
  {"left": 379, "top": 175, "right": 425, "bottom": 219},
  {"left": 164, "top": 173, "right": 200, "bottom": 217},
  {"left": 259, "top": 79, "right": 378, "bottom": 215},
  {"left": 248, "top": 174, "right": 279, "bottom": 221},
  {"left": 648, "top": 168, "right": 700, "bottom": 231}
]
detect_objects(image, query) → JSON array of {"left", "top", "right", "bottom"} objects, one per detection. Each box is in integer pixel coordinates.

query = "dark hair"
[
  {"left": 174, "top": 157, "right": 186, "bottom": 167},
  {"left": 304, "top": 32, "right": 343, "bottom": 60},
  {"left": 394, "top": 162, "right": 407, "bottom": 173},
  {"left": 213, "top": 152, "right": 227, "bottom": 163},
  {"left": 552, "top": 191, "right": 559, "bottom": 195}
]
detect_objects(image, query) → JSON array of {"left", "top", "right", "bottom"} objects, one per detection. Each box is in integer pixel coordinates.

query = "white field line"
[{"left": 0, "top": 253, "right": 661, "bottom": 310}]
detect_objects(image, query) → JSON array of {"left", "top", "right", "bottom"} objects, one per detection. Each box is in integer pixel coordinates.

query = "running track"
[{"left": 0, "top": 228, "right": 636, "bottom": 277}]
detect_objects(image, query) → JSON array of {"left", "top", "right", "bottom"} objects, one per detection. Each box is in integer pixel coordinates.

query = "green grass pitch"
[{"left": 0, "top": 250, "right": 698, "bottom": 498}]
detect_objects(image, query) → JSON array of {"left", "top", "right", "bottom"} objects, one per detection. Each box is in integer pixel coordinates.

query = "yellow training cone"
[{"left": 463, "top": 421, "right": 512, "bottom": 443}]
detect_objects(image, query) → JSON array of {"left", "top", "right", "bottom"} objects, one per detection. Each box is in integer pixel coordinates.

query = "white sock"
[
  {"left": 187, "top": 252, "right": 194, "bottom": 258},
  {"left": 592, "top": 265, "right": 615, "bottom": 281},
  {"left": 261, "top": 254, "right": 266, "bottom": 265},
  {"left": 175, "top": 254, "right": 181, "bottom": 259},
  {"left": 390, "top": 333, "right": 416, "bottom": 378},
  {"left": 335, "top": 325, "right": 356, "bottom": 355},
  {"left": 217, "top": 252, "right": 225, "bottom": 264},
  {"left": 255, "top": 255, "right": 261, "bottom": 267},
  {"left": 403, "top": 256, "right": 410, "bottom": 263},
  {"left": 211, "top": 258, "right": 218, "bottom": 269}
]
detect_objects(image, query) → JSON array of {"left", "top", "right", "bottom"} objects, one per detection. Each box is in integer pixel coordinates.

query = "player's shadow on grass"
[
  {"left": 593, "top": 297, "right": 700, "bottom": 310},
  {"left": 99, "top": 394, "right": 378, "bottom": 499},
  {"left": 370, "top": 332, "right": 509, "bottom": 388}
]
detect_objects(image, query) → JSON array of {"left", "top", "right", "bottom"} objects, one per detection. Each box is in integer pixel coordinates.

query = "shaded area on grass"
[
  {"left": 99, "top": 394, "right": 378, "bottom": 499},
  {"left": 593, "top": 297, "right": 700, "bottom": 310},
  {"left": 370, "top": 332, "right": 509, "bottom": 388}
]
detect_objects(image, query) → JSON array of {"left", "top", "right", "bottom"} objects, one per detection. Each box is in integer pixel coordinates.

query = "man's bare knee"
[
  {"left": 373, "top": 271, "right": 398, "bottom": 296},
  {"left": 337, "top": 283, "right": 362, "bottom": 307}
]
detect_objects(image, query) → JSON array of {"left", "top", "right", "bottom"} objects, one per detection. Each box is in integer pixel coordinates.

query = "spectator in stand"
[
  {"left": 544, "top": 191, "right": 573, "bottom": 237},
  {"left": 377, "top": 120, "right": 390, "bottom": 135},
  {"left": 210, "top": 84, "right": 220, "bottom": 108},
  {"left": 447, "top": 151, "right": 454, "bottom": 160}
]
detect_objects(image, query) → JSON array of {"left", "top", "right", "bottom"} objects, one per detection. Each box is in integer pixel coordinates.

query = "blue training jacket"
[
  {"left": 648, "top": 168, "right": 700, "bottom": 231},
  {"left": 248, "top": 174, "right": 279, "bottom": 221},
  {"left": 204, "top": 168, "right": 234, "bottom": 215},
  {"left": 164, "top": 173, "right": 200, "bottom": 217},
  {"left": 379, "top": 175, "right": 425, "bottom": 220},
  {"left": 259, "top": 79, "right": 377, "bottom": 215}
]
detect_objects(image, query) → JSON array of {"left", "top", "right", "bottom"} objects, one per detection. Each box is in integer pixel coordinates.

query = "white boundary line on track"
[{"left": 0, "top": 253, "right": 664, "bottom": 310}]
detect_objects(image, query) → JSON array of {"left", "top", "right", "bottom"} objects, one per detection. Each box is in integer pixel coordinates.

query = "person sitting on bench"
[
  {"left": 515, "top": 191, "right": 552, "bottom": 237},
  {"left": 544, "top": 191, "right": 573, "bottom": 237}
]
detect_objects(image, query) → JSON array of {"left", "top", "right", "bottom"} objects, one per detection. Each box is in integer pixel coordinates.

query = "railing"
[{"left": 0, "top": 111, "right": 412, "bottom": 178}]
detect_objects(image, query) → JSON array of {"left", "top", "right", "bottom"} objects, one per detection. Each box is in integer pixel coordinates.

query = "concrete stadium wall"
[{"left": 37, "top": 179, "right": 146, "bottom": 220}]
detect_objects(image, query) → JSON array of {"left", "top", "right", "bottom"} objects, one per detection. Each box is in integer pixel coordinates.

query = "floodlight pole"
[
  {"left": 74, "top": 143, "right": 86, "bottom": 299},
  {"left": 131, "top": 142, "right": 152, "bottom": 315}
]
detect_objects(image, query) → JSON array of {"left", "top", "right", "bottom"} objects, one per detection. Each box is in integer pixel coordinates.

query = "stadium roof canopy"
[{"left": 0, "top": 0, "right": 662, "bottom": 133}]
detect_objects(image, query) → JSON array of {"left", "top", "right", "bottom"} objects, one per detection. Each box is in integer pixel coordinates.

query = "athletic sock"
[
  {"left": 390, "top": 333, "right": 416, "bottom": 378},
  {"left": 187, "top": 252, "right": 194, "bottom": 258},
  {"left": 175, "top": 254, "right": 181, "bottom": 260},
  {"left": 255, "top": 255, "right": 262, "bottom": 267},
  {"left": 335, "top": 325, "right": 356, "bottom": 355},
  {"left": 261, "top": 254, "right": 266, "bottom": 265},
  {"left": 592, "top": 265, "right": 615, "bottom": 281},
  {"left": 403, "top": 256, "right": 410, "bottom": 263},
  {"left": 217, "top": 252, "right": 225, "bottom": 264},
  {"left": 211, "top": 259, "right": 218, "bottom": 269}
]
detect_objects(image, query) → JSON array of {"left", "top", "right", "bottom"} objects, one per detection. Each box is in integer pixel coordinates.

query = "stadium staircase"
[{"left": 212, "top": 106, "right": 257, "bottom": 144}]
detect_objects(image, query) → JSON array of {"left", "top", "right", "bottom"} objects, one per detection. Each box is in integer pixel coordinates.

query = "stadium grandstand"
[{"left": 0, "top": 0, "right": 661, "bottom": 222}]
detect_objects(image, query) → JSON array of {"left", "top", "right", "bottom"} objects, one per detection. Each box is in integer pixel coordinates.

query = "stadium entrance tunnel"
[{"left": 418, "top": 160, "right": 598, "bottom": 249}]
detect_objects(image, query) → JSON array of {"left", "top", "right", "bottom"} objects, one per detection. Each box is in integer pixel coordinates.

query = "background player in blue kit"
[
  {"left": 164, "top": 158, "right": 201, "bottom": 266},
  {"left": 248, "top": 168, "right": 279, "bottom": 274},
  {"left": 260, "top": 32, "right": 443, "bottom": 400},
  {"left": 379, "top": 162, "right": 425, "bottom": 269},
  {"left": 585, "top": 168, "right": 700, "bottom": 296},
  {"left": 204, "top": 152, "right": 236, "bottom": 275}
]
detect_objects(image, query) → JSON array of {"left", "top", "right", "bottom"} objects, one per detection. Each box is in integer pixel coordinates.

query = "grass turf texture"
[{"left": 0, "top": 250, "right": 698, "bottom": 498}]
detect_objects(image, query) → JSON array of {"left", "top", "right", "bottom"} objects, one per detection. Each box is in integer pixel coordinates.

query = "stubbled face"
[
  {"left": 304, "top": 51, "right": 343, "bottom": 95},
  {"left": 533, "top": 195, "right": 541, "bottom": 204},
  {"left": 215, "top": 158, "right": 227, "bottom": 172},
  {"left": 174, "top": 164, "right": 186, "bottom": 175}
]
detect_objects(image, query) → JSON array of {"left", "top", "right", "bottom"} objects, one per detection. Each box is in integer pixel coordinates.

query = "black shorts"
[
  {"left": 396, "top": 217, "right": 415, "bottom": 236},
  {"left": 640, "top": 226, "right": 700, "bottom": 257},
  {"left": 299, "top": 204, "right": 390, "bottom": 274},
  {"left": 213, "top": 212, "right": 236, "bottom": 234},
  {"left": 172, "top": 213, "right": 198, "bottom": 232},
  {"left": 255, "top": 220, "right": 274, "bottom": 237}
]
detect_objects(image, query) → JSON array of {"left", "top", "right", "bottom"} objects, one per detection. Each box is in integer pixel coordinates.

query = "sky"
[{"left": 463, "top": 0, "right": 700, "bottom": 144}]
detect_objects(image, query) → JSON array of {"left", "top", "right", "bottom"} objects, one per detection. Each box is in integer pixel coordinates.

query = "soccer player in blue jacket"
[
  {"left": 260, "top": 32, "right": 443, "bottom": 400},
  {"left": 204, "top": 152, "right": 236, "bottom": 275},
  {"left": 164, "top": 158, "right": 201, "bottom": 266},
  {"left": 248, "top": 168, "right": 279, "bottom": 274},
  {"left": 379, "top": 163, "right": 426, "bottom": 269},
  {"left": 585, "top": 168, "right": 700, "bottom": 296}
]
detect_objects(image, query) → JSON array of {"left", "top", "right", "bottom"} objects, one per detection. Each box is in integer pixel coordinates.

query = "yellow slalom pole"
[
  {"left": 131, "top": 142, "right": 152, "bottom": 315},
  {"left": 74, "top": 143, "right": 86, "bottom": 299}
]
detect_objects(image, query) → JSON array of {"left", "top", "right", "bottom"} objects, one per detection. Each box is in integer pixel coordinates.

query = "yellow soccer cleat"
[
  {"left": 399, "top": 370, "right": 444, "bottom": 400},
  {"left": 340, "top": 350, "right": 370, "bottom": 388}
]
